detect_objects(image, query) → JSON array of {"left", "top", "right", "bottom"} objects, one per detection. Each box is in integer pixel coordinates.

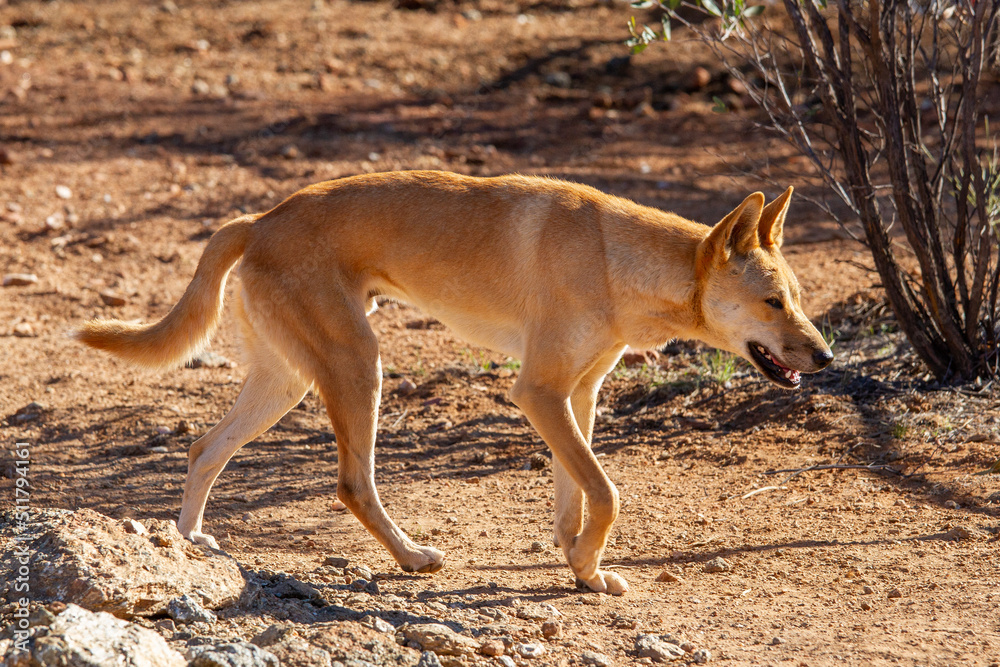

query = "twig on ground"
[
  {"left": 763, "top": 463, "right": 904, "bottom": 484},
  {"left": 741, "top": 485, "right": 783, "bottom": 499}
]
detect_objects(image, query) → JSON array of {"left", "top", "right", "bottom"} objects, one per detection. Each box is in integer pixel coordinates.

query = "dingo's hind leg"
[
  {"left": 306, "top": 300, "right": 445, "bottom": 574},
  {"left": 177, "top": 332, "right": 308, "bottom": 548}
]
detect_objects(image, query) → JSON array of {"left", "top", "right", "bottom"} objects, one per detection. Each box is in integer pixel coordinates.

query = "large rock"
[
  {"left": 3, "top": 603, "right": 186, "bottom": 666},
  {"left": 1, "top": 509, "right": 244, "bottom": 618}
]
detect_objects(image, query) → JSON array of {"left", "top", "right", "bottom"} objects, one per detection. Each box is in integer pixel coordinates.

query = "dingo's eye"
[{"left": 766, "top": 297, "right": 783, "bottom": 310}]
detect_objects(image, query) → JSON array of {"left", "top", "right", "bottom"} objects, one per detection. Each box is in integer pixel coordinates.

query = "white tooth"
[{"left": 784, "top": 370, "right": 792, "bottom": 379}]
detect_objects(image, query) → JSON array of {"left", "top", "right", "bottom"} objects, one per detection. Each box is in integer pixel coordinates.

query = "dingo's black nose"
[{"left": 813, "top": 349, "right": 834, "bottom": 368}]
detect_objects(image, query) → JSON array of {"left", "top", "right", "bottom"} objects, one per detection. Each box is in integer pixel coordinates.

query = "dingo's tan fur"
[{"left": 78, "top": 171, "right": 832, "bottom": 594}]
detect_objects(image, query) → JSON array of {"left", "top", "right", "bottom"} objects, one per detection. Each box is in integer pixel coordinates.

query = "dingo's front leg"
[
  {"left": 510, "top": 366, "right": 627, "bottom": 595},
  {"left": 553, "top": 352, "right": 619, "bottom": 549}
]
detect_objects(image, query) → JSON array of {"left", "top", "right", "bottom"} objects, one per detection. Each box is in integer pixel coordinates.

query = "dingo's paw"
[
  {"left": 185, "top": 531, "right": 220, "bottom": 550},
  {"left": 576, "top": 570, "right": 629, "bottom": 596},
  {"left": 400, "top": 545, "right": 446, "bottom": 574}
]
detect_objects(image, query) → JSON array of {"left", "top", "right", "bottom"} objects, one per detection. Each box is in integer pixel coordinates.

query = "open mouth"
[{"left": 748, "top": 342, "right": 801, "bottom": 388}]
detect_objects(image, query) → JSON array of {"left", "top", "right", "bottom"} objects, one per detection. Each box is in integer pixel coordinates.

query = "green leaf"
[
  {"left": 711, "top": 95, "right": 728, "bottom": 113},
  {"left": 661, "top": 14, "right": 672, "bottom": 40},
  {"left": 668, "top": 0, "right": 682, "bottom": 9},
  {"left": 630, "top": 0, "right": 656, "bottom": 8},
  {"left": 631, "top": 43, "right": 649, "bottom": 55},
  {"left": 744, "top": 5, "right": 765, "bottom": 17},
  {"left": 701, "top": 0, "right": 723, "bottom": 17}
]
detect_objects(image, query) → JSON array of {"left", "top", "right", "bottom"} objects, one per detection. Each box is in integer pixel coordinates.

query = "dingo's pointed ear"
[
  {"left": 759, "top": 186, "right": 793, "bottom": 248},
  {"left": 703, "top": 192, "right": 765, "bottom": 261}
]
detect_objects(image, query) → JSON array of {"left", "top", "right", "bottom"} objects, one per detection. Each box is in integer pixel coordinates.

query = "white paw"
[
  {"left": 400, "top": 545, "right": 446, "bottom": 574},
  {"left": 578, "top": 570, "right": 629, "bottom": 596},
  {"left": 186, "top": 531, "right": 220, "bottom": 550}
]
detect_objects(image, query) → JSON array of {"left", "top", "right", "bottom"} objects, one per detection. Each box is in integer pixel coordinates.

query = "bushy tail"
[{"left": 76, "top": 215, "right": 257, "bottom": 369}]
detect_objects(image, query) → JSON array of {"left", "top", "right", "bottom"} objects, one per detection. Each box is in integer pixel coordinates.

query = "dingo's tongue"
[{"left": 755, "top": 344, "right": 801, "bottom": 383}]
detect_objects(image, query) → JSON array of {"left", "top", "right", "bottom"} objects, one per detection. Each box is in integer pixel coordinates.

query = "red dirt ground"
[{"left": 1, "top": 1, "right": 998, "bottom": 665}]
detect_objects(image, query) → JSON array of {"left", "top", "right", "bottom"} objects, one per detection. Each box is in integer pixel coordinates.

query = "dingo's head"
[{"left": 695, "top": 188, "right": 833, "bottom": 388}]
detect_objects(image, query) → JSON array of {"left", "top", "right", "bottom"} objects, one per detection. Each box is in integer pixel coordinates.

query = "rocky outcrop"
[
  {"left": 2, "top": 509, "right": 245, "bottom": 618},
  {"left": 2, "top": 604, "right": 186, "bottom": 667}
]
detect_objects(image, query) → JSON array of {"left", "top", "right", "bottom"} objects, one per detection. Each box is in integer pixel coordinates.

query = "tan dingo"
[{"left": 78, "top": 171, "right": 832, "bottom": 595}]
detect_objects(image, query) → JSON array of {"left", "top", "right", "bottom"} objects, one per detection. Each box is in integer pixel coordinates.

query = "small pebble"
[
  {"left": 692, "top": 648, "right": 711, "bottom": 664},
  {"left": 580, "top": 650, "right": 612, "bottom": 667},
  {"left": 416, "top": 651, "right": 441, "bottom": 667},
  {"left": 887, "top": 587, "right": 902, "bottom": 599},
  {"left": 528, "top": 453, "right": 549, "bottom": 470},
  {"left": 13, "top": 322, "right": 34, "bottom": 337},
  {"left": 480, "top": 638, "right": 504, "bottom": 656},
  {"left": 515, "top": 643, "right": 545, "bottom": 659},
  {"left": 324, "top": 555, "right": 350, "bottom": 567},
  {"left": 122, "top": 518, "right": 147, "bottom": 535},
  {"left": 703, "top": 557, "right": 731, "bottom": 573},
  {"left": 860, "top": 601, "right": 872, "bottom": 611},
  {"left": 3, "top": 273, "right": 38, "bottom": 287},
  {"left": 655, "top": 570, "right": 683, "bottom": 583},
  {"left": 397, "top": 378, "right": 417, "bottom": 395},
  {"left": 99, "top": 290, "right": 127, "bottom": 307},
  {"left": 186, "top": 350, "right": 233, "bottom": 368},
  {"left": 55, "top": 185, "right": 72, "bottom": 200},
  {"left": 685, "top": 66, "right": 711, "bottom": 90},
  {"left": 166, "top": 594, "right": 216, "bottom": 624},
  {"left": 771, "top": 637, "right": 784, "bottom": 645},
  {"left": 946, "top": 525, "right": 974, "bottom": 540},
  {"left": 347, "top": 564, "right": 373, "bottom": 580},
  {"left": 529, "top": 541, "right": 545, "bottom": 553},
  {"left": 154, "top": 618, "right": 176, "bottom": 634},
  {"left": 541, "top": 620, "right": 562, "bottom": 639}
]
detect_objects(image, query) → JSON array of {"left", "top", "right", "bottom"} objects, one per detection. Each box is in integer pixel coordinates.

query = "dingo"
[{"left": 78, "top": 171, "right": 832, "bottom": 595}]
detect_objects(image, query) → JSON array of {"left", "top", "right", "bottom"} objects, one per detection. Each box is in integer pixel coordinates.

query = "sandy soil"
[{"left": 1, "top": 1, "right": 998, "bottom": 665}]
